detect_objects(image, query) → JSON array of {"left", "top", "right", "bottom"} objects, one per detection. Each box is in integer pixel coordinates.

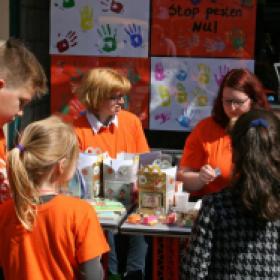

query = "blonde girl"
[{"left": 0, "top": 116, "right": 109, "bottom": 280}]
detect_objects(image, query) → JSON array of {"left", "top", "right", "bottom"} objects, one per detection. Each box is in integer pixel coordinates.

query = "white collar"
[{"left": 86, "top": 111, "right": 118, "bottom": 134}]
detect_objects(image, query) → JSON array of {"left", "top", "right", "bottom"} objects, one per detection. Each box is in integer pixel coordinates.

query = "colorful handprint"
[
  {"left": 205, "top": 38, "right": 225, "bottom": 52},
  {"left": 155, "top": 112, "right": 171, "bottom": 124},
  {"left": 154, "top": 62, "right": 165, "bottom": 81},
  {"left": 124, "top": 24, "right": 143, "bottom": 48},
  {"left": 176, "top": 83, "right": 188, "bottom": 104},
  {"left": 80, "top": 6, "right": 94, "bottom": 31},
  {"left": 214, "top": 65, "right": 230, "bottom": 86},
  {"left": 178, "top": 34, "right": 199, "bottom": 49},
  {"left": 63, "top": 0, "right": 75, "bottom": 8},
  {"left": 97, "top": 24, "right": 117, "bottom": 53},
  {"left": 56, "top": 31, "right": 78, "bottom": 53},
  {"left": 197, "top": 64, "right": 211, "bottom": 85},
  {"left": 127, "top": 67, "right": 140, "bottom": 85},
  {"left": 228, "top": 28, "right": 246, "bottom": 51},
  {"left": 158, "top": 85, "right": 171, "bottom": 107},
  {"left": 100, "top": 0, "right": 124, "bottom": 14},
  {"left": 176, "top": 69, "right": 187, "bottom": 81},
  {"left": 192, "top": 87, "right": 208, "bottom": 106}
]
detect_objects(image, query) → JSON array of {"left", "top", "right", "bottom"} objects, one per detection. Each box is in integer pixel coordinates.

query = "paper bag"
[
  {"left": 103, "top": 153, "right": 139, "bottom": 206},
  {"left": 77, "top": 152, "right": 103, "bottom": 198}
]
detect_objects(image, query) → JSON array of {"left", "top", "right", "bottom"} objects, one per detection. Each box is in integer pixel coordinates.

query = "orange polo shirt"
[
  {"left": 0, "top": 195, "right": 109, "bottom": 280},
  {"left": 73, "top": 110, "right": 149, "bottom": 157},
  {"left": 180, "top": 116, "right": 232, "bottom": 197}
]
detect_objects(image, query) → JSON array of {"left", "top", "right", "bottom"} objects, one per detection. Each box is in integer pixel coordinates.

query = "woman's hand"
[{"left": 198, "top": 164, "right": 217, "bottom": 185}]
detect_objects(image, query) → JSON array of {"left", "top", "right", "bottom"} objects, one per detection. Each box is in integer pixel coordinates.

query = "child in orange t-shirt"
[
  {"left": 0, "top": 38, "right": 48, "bottom": 203},
  {"left": 0, "top": 116, "right": 109, "bottom": 280}
]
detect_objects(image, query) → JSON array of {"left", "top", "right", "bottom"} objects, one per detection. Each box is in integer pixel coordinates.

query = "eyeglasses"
[
  {"left": 109, "top": 94, "right": 125, "bottom": 101},
  {"left": 222, "top": 98, "right": 249, "bottom": 107}
]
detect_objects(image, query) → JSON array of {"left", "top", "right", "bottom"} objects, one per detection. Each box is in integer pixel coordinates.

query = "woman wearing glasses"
[
  {"left": 73, "top": 68, "right": 149, "bottom": 280},
  {"left": 177, "top": 68, "right": 270, "bottom": 199}
]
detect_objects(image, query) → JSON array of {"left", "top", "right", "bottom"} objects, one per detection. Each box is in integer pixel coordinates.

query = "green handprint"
[
  {"left": 97, "top": 24, "right": 117, "bottom": 53},
  {"left": 80, "top": 6, "right": 94, "bottom": 31},
  {"left": 176, "top": 83, "right": 188, "bottom": 104},
  {"left": 229, "top": 28, "right": 245, "bottom": 51},
  {"left": 63, "top": 0, "right": 75, "bottom": 8},
  {"left": 158, "top": 85, "right": 171, "bottom": 107}
]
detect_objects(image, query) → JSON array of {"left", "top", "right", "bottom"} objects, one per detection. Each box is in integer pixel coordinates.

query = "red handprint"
[{"left": 56, "top": 31, "right": 78, "bottom": 53}]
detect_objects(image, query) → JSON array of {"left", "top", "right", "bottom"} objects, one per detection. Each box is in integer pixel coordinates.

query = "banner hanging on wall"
[
  {"left": 151, "top": 0, "right": 256, "bottom": 58},
  {"left": 50, "top": 0, "right": 150, "bottom": 57}
]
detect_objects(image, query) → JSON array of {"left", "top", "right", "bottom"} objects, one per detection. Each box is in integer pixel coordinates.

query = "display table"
[{"left": 120, "top": 221, "right": 191, "bottom": 237}]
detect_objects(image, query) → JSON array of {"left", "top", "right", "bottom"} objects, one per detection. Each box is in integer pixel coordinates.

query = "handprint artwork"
[
  {"left": 80, "top": 6, "right": 94, "bottom": 31},
  {"left": 56, "top": 31, "right": 78, "bottom": 53},
  {"left": 154, "top": 112, "right": 171, "bottom": 124},
  {"left": 158, "top": 85, "right": 171, "bottom": 107},
  {"left": 197, "top": 64, "right": 211, "bottom": 85},
  {"left": 154, "top": 62, "right": 165, "bottom": 81},
  {"left": 205, "top": 38, "right": 225, "bottom": 53},
  {"left": 176, "top": 83, "right": 188, "bottom": 104},
  {"left": 228, "top": 28, "right": 246, "bottom": 51},
  {"left": 97, "top": 24, "right": 117, "bottom": 53},
  {"left": 63, "top": 0, "right": 75, "bottom": 8},
  {"left": 124, "top": 24, "right": 143, "bottom": 48},
  {"left": 214, "top": 65, "right": 230, "bottom": 86},
  {"left": 100, "top": 0, "right": 124, "bottom": 14}
]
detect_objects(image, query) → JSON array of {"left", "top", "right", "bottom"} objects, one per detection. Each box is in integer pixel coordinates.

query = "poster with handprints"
[
  {"left": 51, "top": 55, "right": 150, "bottom": 128},
  {"left": 151, "top": 0, "right": 256, "bottom": 58},
  {"left": 149, "top": 57, "right": 254, "bottom": 131},
  {"left": 50, "top": 0, "right": 150, "bottom": 57}
]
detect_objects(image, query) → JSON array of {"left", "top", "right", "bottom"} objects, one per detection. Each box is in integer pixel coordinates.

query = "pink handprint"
[
  {"left": 56, "top": 31, "right": 78, "bottom": 53},
  {"left": 155, "top": 62, "right": 165, "bottom": 81}
]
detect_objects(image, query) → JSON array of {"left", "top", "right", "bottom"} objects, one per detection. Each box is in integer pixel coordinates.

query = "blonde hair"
[
  {"left": 76, "top": 67, "right": 131, "bottom": 111},
  {"left": 0, "top": 38, "right": 47, "bottom": 96},
  {"left": 7, "top": 116, "right": 79, "bottom": 231}
]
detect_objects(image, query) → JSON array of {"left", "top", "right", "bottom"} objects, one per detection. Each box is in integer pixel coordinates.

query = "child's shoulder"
[{"left": 56, "top": 195, "right": 91, "bottom": 208}]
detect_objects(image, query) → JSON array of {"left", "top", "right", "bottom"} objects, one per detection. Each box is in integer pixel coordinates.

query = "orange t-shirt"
[
  {"left": 0, "top": 195, "right": 109, "bottom": 280},
  {"left": 73, "top": 110, "right": 149, "bottom": 157},
  {"left": 180, "top": 117, "right": 232, "bottom": 197},
  {"left": 0, "top": 128, "right": 10, "bottom": 203}
]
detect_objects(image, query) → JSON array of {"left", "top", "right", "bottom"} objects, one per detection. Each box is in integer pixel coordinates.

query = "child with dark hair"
[{"left": 186, "top": 109, "right": 280, "bottom": 279}]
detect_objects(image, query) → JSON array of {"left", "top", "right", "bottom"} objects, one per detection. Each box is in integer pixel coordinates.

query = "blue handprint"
[
  {"left": 97, "top": 24, "right": 117, "bottom": 53},
  {"left": 176, "top": 69, "right": 187, "bottom": 81},
  {"left": 124, "top": 24, "right": 143, "bottom": 48}
]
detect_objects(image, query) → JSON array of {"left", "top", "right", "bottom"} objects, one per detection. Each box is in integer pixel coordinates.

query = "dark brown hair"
[
  {"left": 231, "top": 109, "right": 280, "bottom": 220},
  {"left": 212, "top": 68, "right": 269, "bottom": 128}
]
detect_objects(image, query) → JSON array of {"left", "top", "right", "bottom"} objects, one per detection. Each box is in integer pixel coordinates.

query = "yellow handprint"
[
  {"left": 197, "top": 64, "right": 210, "bottom": 85},
  {"left": 176, "top": 83, "right": 188, "bottom": 104},
  {"left": 192, "top": 87, "right": 208, "bottom": 106},
  {"left": 158, "top": 85, "right": 171, "bottom": 107},
  {"left": 80, "top": 6, "right": 94, "bottom": 31}
]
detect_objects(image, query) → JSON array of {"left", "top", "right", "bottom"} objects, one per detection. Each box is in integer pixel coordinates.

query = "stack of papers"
[{"left": 87, "top": 198, "right": 127, "bottom": 221}]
